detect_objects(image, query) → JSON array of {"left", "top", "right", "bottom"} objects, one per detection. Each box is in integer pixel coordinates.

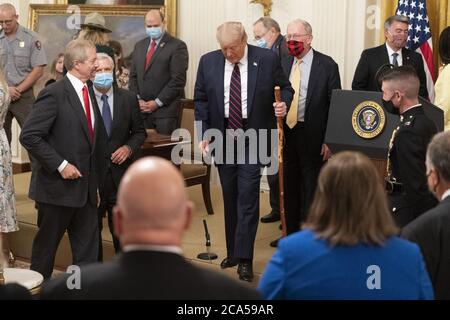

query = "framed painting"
[{"left": 28, "top": 1, "right": 177, "bottom": 92}]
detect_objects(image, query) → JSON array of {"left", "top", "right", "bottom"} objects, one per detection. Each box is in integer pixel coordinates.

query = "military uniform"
[
  {"left": 0, "top": 24, "right": 47, "bottom": 143},
  {"left": 386, "top": 105, "right": 438, "bottom": 227}
]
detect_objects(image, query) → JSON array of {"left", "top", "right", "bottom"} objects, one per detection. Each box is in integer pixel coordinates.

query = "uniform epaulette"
[{"left": 402, "top": 115, "right": 416, "bottom": 127}]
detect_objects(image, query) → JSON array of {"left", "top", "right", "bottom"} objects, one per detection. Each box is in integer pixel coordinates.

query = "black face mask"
[{"left": 382, "top": 99, "right": 399, "bottom": 115}]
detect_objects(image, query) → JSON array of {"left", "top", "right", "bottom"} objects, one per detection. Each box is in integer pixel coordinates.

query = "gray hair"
[
  {"left": 253, "top": 17, "right": 281, "bottom": 33},
  {"left": 64, "top": 39, "right": 96, "bottom": 71},
  {"left": 427, "top": 131, "right": 450, "bottom": 182},
  {"left": 216, "top": 21, "right": 248, "bottom": 45},
  {"left": 96, "top": 52, "right": 114, "bottom": 69},
  {"left": 384, "top": 15, "right": 409, "bottom": 32},
  {"left": 288, "top": 19, "right": 313, "bottom": 35}
]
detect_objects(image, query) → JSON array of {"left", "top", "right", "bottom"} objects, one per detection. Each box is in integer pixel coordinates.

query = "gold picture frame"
[{"left": 28, "top": 1, "right": 176, "bottom": 92}]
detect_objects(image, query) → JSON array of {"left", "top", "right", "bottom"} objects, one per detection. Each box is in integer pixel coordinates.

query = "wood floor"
[{"left": 11, "top": 173, "right": 281, "bottom": 287}]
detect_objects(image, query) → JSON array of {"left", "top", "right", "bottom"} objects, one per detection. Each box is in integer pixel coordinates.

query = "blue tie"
[{"left": 101, "top": 94, "right": 112, "bottom": 137}]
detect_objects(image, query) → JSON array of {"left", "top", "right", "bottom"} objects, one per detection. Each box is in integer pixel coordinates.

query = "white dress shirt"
[
  {"left": 386, "top": 43, "right": 403, "bottom": 66},
  {"left": 224, "top": 46, "right": 248, "bottom": 119},
  {"left": 441, "top": 189, "right": 450, "bottom": 201},
  {"left": 123, "top": 244, "right": 183, "bottom": 256}
]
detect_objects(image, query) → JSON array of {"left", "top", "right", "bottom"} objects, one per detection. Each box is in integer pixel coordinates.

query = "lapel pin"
[
  {"left": 253, "top": 61, "right": 258, "bottom": 67},
  {"left": 160, "top": 42, "right": 165, "bottom": 48}
]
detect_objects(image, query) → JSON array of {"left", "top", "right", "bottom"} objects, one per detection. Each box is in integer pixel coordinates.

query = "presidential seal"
[{"left": 352, "top": 101, "right": 386, "bottom": 139}]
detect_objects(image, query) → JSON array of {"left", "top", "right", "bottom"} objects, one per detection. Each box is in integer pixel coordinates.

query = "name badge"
[{"left": 19, "top": 41, "right": 25, "bottom": 48}]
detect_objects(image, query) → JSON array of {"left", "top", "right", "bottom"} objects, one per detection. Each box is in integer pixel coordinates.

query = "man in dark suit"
[
  {"left": 129, "top": 9, "right": 188, "bottom": 135},
  {"left": 352, "top": 15, "right": 429, "bottom": 99},
  {"left": 39, "top": 157, "right": 261, "bottom": 300},
  {"left": 20, "top": 40, "right": 101, "bottom": 279},
  {"left": 194, "top": 22, "right": 293, "bottom": 282},
  {"left": 92, "top": 53, "right": 146, "bottom": 261},
  {"left": 402, "top": 131, "right": 450, "bottom": 300},
  {"left": 252, "top": 16, "right": 289, "bottom": 225},
  {"left": 381, "top": 66, "right": 437, "bottom": 227},
  {"left": 279, "top": 19, "right": 341, "bottom": 243}
]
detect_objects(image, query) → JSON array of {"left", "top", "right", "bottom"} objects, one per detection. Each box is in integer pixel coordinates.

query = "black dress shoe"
[
  {"left": 237, "top": 260, "right": 254, "bottom": 282},
  {"left": 220, "top": 257, "right": 238, "bottom": 269},
  {"left": 270, "top": 237, "right": 281, "bottom": 247},
  {"left": 260, "top": 212, "right": 281, "bottom": 223}
]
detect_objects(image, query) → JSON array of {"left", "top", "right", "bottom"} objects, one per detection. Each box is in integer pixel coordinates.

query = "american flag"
[{"left": 395, "top": 0, "right": 435, "bottom": 100}]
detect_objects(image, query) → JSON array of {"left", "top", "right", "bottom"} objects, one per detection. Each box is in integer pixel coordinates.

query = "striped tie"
[{"left": 227, "top": 64, "right": 243, "bottom": 130}]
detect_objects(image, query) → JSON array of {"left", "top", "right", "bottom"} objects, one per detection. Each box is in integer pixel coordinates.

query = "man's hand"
[
  {"left": 111, "top": 146, "right": 131, "bottom": 165},
  {"left": 198, "top": 140, "right": 209, "bottom": 156},
  {"left": 8, "top": 87, "right": 21, "bottom": 102},
  {"left": 60, "top": 163, "right": 83, "bottom": 180},
  {"left": 321, "top": 144, "right": 332, "bottom": 162},
  {"left": 273, "top": 101, "right": 287, "bottom": 117},
  {"left": 139, "top": 100, "right": 159, "bottom": 113}
]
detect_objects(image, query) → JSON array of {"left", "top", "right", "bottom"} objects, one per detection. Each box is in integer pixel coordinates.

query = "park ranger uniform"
[{"left": 0, "top": 24, "right": 47, "bottom": 143}]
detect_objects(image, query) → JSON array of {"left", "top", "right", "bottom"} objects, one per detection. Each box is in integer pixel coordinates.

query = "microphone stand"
[{"left": 197, "top": 219, "right": 218, "bottom": 262}]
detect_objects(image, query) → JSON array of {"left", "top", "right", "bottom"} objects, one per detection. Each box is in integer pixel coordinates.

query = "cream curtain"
[{"left": 381, "top": 0, "right": 450, "bottom": 75}]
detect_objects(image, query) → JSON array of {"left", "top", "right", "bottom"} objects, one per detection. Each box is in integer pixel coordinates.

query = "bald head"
[
  {"left": 0, "top": 3, "right": 18, "bottom": 35},
  {"left": 0, "top": 3, "right": 16, "bottom": 14},
  {"left": 118, "top": 157, "right": 187, "bottom": 227},
  {"left": 145, "top": 9, "right": 165, "bottom": 30}
]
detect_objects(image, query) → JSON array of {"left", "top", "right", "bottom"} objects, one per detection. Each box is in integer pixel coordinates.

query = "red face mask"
[{"left": 287, "top": 40, "right": 305, "bottom": 57}]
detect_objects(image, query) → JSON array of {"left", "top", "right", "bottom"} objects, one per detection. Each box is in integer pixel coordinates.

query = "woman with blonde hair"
[
  {"left": 258, "top": 151, "right": 434, "bottom": 300},
  {"left": 0, "top": 69, "right": 18, "bottom": 267},
  {"left": 44, "top": 53, "right": 64, "bottom": 87},
  {"left": 434, "top": 27, "right": 450, "bottom": 131}
]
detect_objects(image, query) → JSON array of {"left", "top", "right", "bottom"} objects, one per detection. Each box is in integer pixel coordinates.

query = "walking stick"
[{"left": 274, "top": 86, "right": 287, "bottom": 237}]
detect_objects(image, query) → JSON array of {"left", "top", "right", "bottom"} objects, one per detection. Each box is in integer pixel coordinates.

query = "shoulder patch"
[{"left": 35, "top": 40, "right": 41, "bottom": 50}]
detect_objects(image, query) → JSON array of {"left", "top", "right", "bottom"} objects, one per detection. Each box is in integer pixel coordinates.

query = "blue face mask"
[
  {"left": 146, "top": 27, "right": 163, "bottom": 40},
  {"left": 256, "top": 38, "right": 267, "bottom": 48},
  {"left": 93, "top": 72, "right": 114, "bottom": 89}
]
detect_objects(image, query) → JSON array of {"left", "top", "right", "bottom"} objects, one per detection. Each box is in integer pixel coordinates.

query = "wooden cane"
[{"left": 274, "top": 86, "right": 287, "bottom": 237}]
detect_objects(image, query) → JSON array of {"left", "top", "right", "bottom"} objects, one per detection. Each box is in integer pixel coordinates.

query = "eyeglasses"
[
  {"left": 285, "top": 33, "right": 311, "bottom": 41},
  {"left": 0, "top": 20, "right": 14, "bottom": 26},
  {"left": 253, "top": 30, "right": 269, "bottom": 41}
]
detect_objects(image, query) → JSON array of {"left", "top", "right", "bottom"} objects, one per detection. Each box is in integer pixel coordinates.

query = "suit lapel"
[
  {"left": 306, "top": 50, "right": 320, "bottom": 110},
  {"left": 215, "top": 54, "right": 225, "bottom": 119},
  {"left": 402, "top": 48, "right": 412, "bottom": 66},
  {"left": 64, "top": 77, "right": 92, "bottom": 146},
  {"left": 380, "top": 44, "right": 390, "bottom": 66},
  {"left": 141, "top": 37, "right": 151, "bottom": 71},
  {"left": 145, "top": 33, "right": 170, "bottom": 72},
  {"left": 111, "top": 86, "right": 122, "bottom": 135},
  {"left": 247, "top": 45, "right": 260, "bottom": 117}
]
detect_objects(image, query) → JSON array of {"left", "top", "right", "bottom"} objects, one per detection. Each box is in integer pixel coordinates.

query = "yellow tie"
[{"left": 286, "top": 59, "right": 302, "bottom": 129}]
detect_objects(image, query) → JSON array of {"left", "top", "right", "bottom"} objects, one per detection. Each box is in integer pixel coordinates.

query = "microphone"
[{"left": 197, "top": 219, "right": 218, "bottom": 262}]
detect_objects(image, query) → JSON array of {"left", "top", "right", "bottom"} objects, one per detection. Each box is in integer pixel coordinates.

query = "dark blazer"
[
  {"left": 402, "top": 196, "right": 450, "bottom": 300},
  {"left": 389, "top": 107, "right": 438, "bottom": 225},
  {"left": 352, "top": 44, "right": 428, "bottom": 98},
  {"left": 281, "top": 49, "right": 342, "bottom": 158},
  {"left": 20, "top": 76, "right": 101, "bottom": 207},
  {"left": 194, "top": 45, "right": 293, "bottom": 139},
  {"left": 129, "top": 33, "right": 188, "bottom": 118},
  {"left": 94, "top": 85, "right": 147, "bottom": 193},
  {"left": 0, "top": 284, "right": 32, "bottom": 300},
  {"left": 39, "top": 251, "right": 261, "bottom": 300},
  {"left": 272, "top": 34, "right": 289, "bottom": 61}
]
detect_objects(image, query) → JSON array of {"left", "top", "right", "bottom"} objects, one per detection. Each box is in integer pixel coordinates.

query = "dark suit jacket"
[
  {"left": 281, "top": 49, "right": 342, "bottom": 158},
  {"left": 94, "top": 85, "right": 146, "bottom": 193},
  {"left": 39, "top": 251, "right": 261, "bottom": 300},
  {"left": 352, "top": 44, "right": 428, "bottom": 98},
  {"left": 272, "top": 34, "right": 289, "bottom": 61},
  {"left": 402, "top": 196, "right": 450, "bottom": 300},
  {"left": 20, "top": 76, "right": 101, "bottom": 207},
  {"left": 129, "top": 33, "right": 188, "bottom": 118},
  {"left": 0, "top": 284, "right": 32, "bottom": 300},
  {"left": 194, "top": 45, "right": 293, "bottom": 142}
]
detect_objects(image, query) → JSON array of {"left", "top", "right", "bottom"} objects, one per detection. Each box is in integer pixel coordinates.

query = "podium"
[{"left": 325, "top": 90, "right": 444, "bottom": 179}]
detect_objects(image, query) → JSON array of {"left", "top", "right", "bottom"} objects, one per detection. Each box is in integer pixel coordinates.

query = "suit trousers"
[
  {"left": 98, "top": 170, "right": 120, "bottom": 261},
  {"left": 143, "top": 113, "right": 178, "bottom": 135},
  {"left": 217, "top": 135, "right": 261, "bottom": 260},
  {"left": 31, "top": 201, "right": 98, "bottom": 279},
  {"left": 284, "top": 123, "right": 323, "bottom": 235},
  {"left": 4, "top": 88, "right": 34, "bottom": 144}
]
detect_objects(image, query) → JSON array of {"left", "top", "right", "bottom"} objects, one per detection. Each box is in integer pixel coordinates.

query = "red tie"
[
  {"left": 82, "top": 85, "right": 94, "bottom": 142},
  {"left": 145, "top": 40, "right": 156, "bottom": 69}
]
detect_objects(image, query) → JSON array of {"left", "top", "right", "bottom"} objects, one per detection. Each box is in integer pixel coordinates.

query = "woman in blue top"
[{"left": 258, "top": 151, "right": 434, "bottom": 300}]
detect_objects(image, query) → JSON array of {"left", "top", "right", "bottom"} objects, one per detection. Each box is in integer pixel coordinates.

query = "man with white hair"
[{"left": 92, "top": 52, "right": 146, "bottom": 261}]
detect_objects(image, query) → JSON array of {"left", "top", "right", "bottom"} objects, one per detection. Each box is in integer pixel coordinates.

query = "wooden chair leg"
[{"left": 202, "top": 181, "right": 214, "bottom": 215}]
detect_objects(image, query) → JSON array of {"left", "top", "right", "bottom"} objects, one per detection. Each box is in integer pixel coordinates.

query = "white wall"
[{"left": 178, "top": 0, "right": 381, "bottom": 98}]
